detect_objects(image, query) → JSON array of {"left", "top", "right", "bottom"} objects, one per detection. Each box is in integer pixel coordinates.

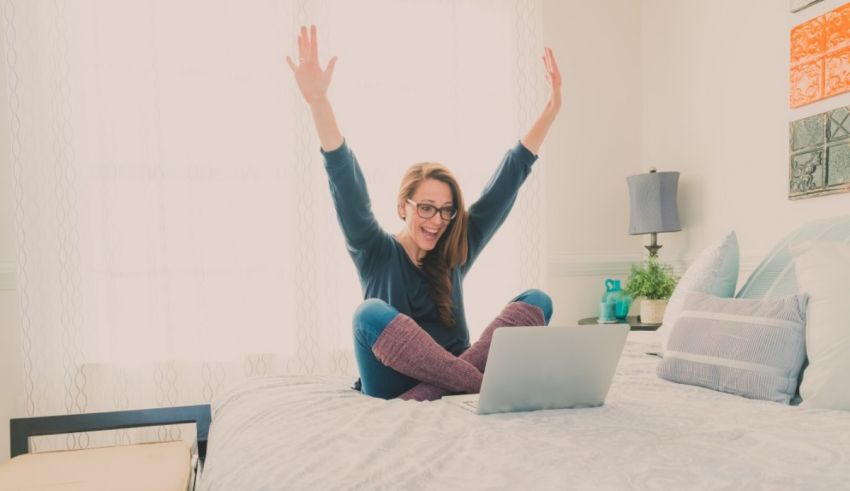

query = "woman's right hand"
[{"left": 286, "top": 25, "right": 337, "bottom": 104}]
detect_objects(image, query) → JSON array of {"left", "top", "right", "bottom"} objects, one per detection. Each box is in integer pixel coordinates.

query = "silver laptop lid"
[{"left": 477, "top": 325, "right": 629, "bottom": 415}]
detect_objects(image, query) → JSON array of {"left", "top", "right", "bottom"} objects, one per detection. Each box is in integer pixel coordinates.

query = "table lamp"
[{"left": 627, "top": 169, "right": 681, "bottom": 257}]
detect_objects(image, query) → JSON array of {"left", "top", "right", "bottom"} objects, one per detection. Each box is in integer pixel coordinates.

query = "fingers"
[
  {"left": 293, "top": 24, "right": 330, "bottom": 69},
  {"left": 285, "top": 55, "right": 296, "bottom": 72},
  {"left": 310, "top": 25, "right": 318, "bottom": 63},
  {"left": 541, "top": 47, "right": 562, "bottom": 89},
  {"left": 542, "top": 48, "right": 552, "bottom": 83},
  {"left": 547, "top": 47, "right": 561, "bottom": 79},
  {"left": 298, "top": 26, "right": 307, "bottom": 63}
]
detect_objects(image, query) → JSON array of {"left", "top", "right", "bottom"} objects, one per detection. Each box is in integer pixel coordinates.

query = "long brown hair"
[{"left": 398, "top": 163, "right": 468, "bottom": 328}]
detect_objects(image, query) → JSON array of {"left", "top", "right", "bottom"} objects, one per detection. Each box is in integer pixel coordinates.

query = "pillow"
[
  {"left": 659, "top": 231, "right": 739, "bottom": 351},
  {"left": 657, "top": 291, "right": 808, "bottom": 404},
  {"left": 736, "top": 214, "right": 850, "bottom": 300},
  {"left": 793, "top": 240, "right": 850, "bottom": 410}
]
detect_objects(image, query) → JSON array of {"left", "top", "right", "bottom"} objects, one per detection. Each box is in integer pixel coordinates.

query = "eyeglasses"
[{"left": 406, "top": 199, "right": 458, "bottom": 221}]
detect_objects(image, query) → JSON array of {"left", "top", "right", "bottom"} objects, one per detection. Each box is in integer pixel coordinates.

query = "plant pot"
[{"left": 639, "top": 299, "right": 667, "bottom": 325}]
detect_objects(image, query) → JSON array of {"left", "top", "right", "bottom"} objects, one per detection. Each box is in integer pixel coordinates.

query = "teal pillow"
[{"left": 736, "top": 215, "right": 850, "bottom": 300}]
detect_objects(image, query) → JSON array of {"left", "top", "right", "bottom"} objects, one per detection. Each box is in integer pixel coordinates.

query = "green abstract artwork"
[{"left": 789, "top": 106, "right": 850, "bottom": 199}]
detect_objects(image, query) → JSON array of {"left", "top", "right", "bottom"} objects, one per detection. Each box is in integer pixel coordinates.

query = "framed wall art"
[
  {"left": 790, "top": 2, "right": 850, "bottom": 108},
  {"left": 789, "top": 105, "right": 850, "bottom": 199},
  {"left": 790, "top": 0, "right": 824, "bottom": 13}
]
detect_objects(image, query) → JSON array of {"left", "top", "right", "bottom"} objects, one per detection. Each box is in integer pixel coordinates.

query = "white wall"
[
  {"left": 642, "top": 0, "right": 850, "bottom": 272},
  {"left": 544, "top": 0, "right": 850, "bottom": 327},
  {"left": 542, "top": 0, "right": 646, "bottom": 325}
]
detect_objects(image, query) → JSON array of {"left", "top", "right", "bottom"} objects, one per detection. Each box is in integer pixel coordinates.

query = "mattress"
[{"left": 199, "top": 332, "right": 850, "bottom": 490}]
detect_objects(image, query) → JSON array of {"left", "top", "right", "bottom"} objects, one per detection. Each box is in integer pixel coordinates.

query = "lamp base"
[
  {"left": 645, "top": 244, "right": 662, "bottom": 258},
  {"left": 645, "top": 232, "right": 662, "bottom": 258}
]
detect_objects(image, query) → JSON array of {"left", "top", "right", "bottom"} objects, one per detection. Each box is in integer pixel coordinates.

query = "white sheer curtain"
[{"left": 1, "top": 0, "right": 545, "bottom": 450}]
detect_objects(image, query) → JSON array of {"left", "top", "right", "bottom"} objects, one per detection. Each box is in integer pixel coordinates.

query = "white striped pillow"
[
  {"left": 793, "top": 240, "right": 850, "bottom": 410},
  {"left": 657, "top": 292, "right": 808, "bottom": 404},
  {"left": 659, "top": 231, "right": 739, "bottom": 351}
]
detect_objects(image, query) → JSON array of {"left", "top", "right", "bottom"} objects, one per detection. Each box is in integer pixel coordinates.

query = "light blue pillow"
[
  {"left": 736, "top": 215, "right": 850, "bottom": 300},
  {"left": 657, "top": 292, "right": 808, "bottom": 404}
]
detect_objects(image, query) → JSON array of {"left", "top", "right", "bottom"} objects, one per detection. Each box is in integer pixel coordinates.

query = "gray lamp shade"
[{"left": 627, "top": 171, "right": 681, "bottom": 235}]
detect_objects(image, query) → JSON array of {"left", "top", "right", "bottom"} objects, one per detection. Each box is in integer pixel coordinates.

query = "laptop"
[{"left": 442, "top": 324, "right": 629, "bottom": 415}]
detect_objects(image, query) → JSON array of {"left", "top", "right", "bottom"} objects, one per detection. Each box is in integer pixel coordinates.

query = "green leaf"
[{"left": 624, "top": 257, "right": 679, "bottom": 300}]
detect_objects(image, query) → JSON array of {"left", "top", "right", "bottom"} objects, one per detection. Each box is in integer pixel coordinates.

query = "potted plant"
[{"left": 624, "top": 257, "right": 678, "bottom": 324}]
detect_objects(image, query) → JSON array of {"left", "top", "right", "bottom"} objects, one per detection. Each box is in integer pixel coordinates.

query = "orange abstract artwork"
[{"left": 791, "top": 2, "right": 850, "bottom": 108}]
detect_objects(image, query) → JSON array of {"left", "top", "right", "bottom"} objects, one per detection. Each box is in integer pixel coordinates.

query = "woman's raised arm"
[
  {"left": 286, "top": 25, "right": 344, "bottom": 152},
  {"left": 520, "top": 47, "right": 562, "bottom": 155}
]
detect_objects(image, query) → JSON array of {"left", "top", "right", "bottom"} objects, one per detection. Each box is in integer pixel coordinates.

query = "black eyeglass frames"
[{"left": 406, "top": 199, "right": 458, "bottom": 221}]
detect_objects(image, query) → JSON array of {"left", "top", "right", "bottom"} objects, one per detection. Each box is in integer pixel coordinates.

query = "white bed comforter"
[{"left": 199, "top": 332, "right": 850, "bottom": 490}]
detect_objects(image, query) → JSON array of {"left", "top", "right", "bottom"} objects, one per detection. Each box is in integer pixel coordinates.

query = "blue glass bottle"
[
  {"left": 605, "top": 279, "right": 631, "bottom": 320},
  {"left": 598, "top": 279, "right": 617, "bottom": 322}
]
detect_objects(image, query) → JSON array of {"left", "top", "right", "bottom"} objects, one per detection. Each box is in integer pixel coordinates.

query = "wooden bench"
[{"left": 1, "top": 405, "right": 210, "bottom": 491}]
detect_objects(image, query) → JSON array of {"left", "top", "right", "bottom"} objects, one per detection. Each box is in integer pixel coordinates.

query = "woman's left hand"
[
  {"left": 542, "top": 47, "right": 562, "bottom": 114},
  {"left": 519, "top": 47, "right": 563, "bottom": 155}
]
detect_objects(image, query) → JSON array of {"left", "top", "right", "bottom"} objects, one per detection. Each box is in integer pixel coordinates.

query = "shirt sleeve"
[
  {"left": 322, "top": 141, "right": 392, "bottom": 270},
  {"left": 462, "top": 141, "right": 537, "bottom": 274}
]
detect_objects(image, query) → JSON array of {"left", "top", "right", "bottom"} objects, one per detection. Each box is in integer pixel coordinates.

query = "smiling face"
[{"left": 398, "top": 178, "right": 455, "bottom": 260}]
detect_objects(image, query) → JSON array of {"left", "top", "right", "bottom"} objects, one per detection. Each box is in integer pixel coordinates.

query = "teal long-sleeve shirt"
[{"left": 322, "top": 141, "right": 537, "bottom": 356}]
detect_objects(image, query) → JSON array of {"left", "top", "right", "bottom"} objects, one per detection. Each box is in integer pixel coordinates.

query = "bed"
[
  {"left": 197, "top": 330, "right": 850, "bottom": 490},
  {"left": 9, "top": 217, "right": 846, "bottom": 489},
  {"left": 197, "top": 214, "right": 850, "bottom": 490}
]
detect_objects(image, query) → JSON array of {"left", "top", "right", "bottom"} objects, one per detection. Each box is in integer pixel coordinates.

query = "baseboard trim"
[
  {"left": 548, "top": 253, "right": 643, "bottom": 277},
  {"left": 548, "top": 252, "right": 767, "bottom": 279}
]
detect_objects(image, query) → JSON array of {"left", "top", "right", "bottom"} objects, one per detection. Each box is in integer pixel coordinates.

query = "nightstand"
[{"left": 577, "top": 316, "right": 660, "bottom": 331}]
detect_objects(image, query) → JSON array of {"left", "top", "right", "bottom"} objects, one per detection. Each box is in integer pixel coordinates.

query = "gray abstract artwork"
[{"left": 789, "top": 106, "right": 850, "bottom": 199}]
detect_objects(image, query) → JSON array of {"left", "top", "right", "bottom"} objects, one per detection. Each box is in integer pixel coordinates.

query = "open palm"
[
  {"left": 542, "top": 47, "right": 562, "bottom": 110},
  {"left": 286, "top": 25, "right": 337, "bottom": 103}
]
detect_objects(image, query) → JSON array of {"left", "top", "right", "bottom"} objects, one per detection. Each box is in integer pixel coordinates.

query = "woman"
[{"left": 287, "top": 25, "right": 562, "bottom": 400}]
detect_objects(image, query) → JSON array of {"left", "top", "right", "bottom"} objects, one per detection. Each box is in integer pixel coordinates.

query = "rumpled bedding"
[{"left": 200, "top": 332, "right": 850, "bottom": 490}]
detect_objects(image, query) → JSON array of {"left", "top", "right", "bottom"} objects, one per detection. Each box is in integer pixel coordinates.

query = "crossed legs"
[{"left": 352, "top": 289, "right": 552, "bottom": 400}]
